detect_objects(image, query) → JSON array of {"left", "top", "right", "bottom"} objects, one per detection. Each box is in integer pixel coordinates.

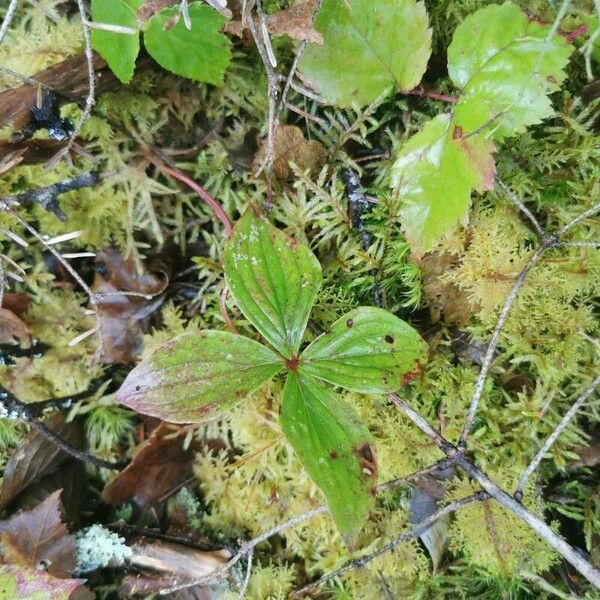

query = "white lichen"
[{"left": 74, "top": 524, "right": 132, "bottom": 574}]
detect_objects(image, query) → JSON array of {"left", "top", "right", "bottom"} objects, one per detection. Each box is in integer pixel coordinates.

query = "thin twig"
[
  {"left": 238, "top": 547, "right": 254, "bottom": 599},
  {"left": 496, "top": 178, "right": 546, "bottom": 238},
  {"left": 49, "top": 0, "right": 95, "bottom": 165},
  {"left": 9, "top": 171, "right": 101, "bottom": 221},
  {"left": 0, "top": 0, "right": 19, "bottom": 45},
  {"left": 459, "top": 198, "right": 600, "bottom": 448},
  {"left": 157, "top": 463, "right": 447, "bottom": 595},
  {"left": 514, "top": 374, "right": 600, "bottom": 499},
  {"left": 293, "top": 492, "right": 487, "bottom": 596},
  {"left": 0, "top": 385, "right": 124, "bottom": 469},
  {"left": 387, "top": 393, "right": 600, "bottom": 590}
]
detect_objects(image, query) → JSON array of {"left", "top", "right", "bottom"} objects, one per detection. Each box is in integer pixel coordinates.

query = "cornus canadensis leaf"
[
  {"left": 117, "top": 331, "right": 282, "bottom": 423},
  {"left": 144, "top": 3, "right": 231, "bottom": 85},
  {"left": 391, "top": 114, "right": 495, "bottom": 256},
  {"left": 90, "top": 0, "right": 140, "bottom": 84},
  {"left": 301, "top": 306, "right": 428, "bottom": 392},
  {"left": 448, "top": 2, "right": 572, "bottom": 140},
  {"left": 298, "top": 0, "right": 431, "bottom": 107},
  {"left": 223, "top": 208, "right": 322, "bottom": 357},
  {"left": 280, "top": 372, "right": 377, "bottom": 547}
]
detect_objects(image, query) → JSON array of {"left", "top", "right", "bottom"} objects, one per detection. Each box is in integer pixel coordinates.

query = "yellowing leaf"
[
  {"left": 448, "top": 2, "right": 572, "bottom": 140},
  {"left": 280, "top": 372, "right": 377, "bottom": 547},
  {"left": 301, "top": 306, "right": 428, "bottom": 392},
  {"left": 223, "top": 209, "right": 322, "bottom": 357},
  {"left": 391, "top": 114, "right": 494, "bottom": 255},
  {"left": 117, "top": 331, "right": 282, "bottom": 423},
  {"left": 298, "top": 0, "right": 431, "bottom": 107}
]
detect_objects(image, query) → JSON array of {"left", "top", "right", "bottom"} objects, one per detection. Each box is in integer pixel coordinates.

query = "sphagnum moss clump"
[{"left": 0, "top": 0, "right": 599, "bottom": 598}]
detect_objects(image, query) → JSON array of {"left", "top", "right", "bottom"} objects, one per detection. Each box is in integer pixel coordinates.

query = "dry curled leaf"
[
  {"left": 0, "top": 490, "right": 77, "bottom": 578},
  {"left": 226, "top": 0, "right": 322, "bottom": 43},
  {"left": 0, "top": 413, "right": 84, "bottom": 510},
  {"left": 266, "top": 0, "right": 323, "bottom": 43},
  {"left": 253, "top": 125, "right": 326, "bottom": 181},
  {"left": 102, "top": 423, "right": 199, "bottom": 507},
  {"left": 93, "top": 249, "right": 169, "bottom": 364}
]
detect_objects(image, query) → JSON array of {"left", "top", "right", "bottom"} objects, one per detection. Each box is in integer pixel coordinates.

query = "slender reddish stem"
[
  {"left": 407, "top": 86, "right": 458, "bottom": 104},
  {"left": 149, "top": 157, "right": 233, "bottom": 237}
]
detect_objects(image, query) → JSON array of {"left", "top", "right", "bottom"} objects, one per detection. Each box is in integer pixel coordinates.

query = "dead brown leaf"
[
  {"left": 0, "top": 307, "right": 30, "bottom": 346},
  {"left": 102, "top": 423, "right": 199, "bottom": 507},
  {"left": 0, "top": 490, "right": 77, "bottom": 578},
  {"left": 226, "top": 0, "right": 322, "bottom": 44},
  {"left": 93, "top": 249, "right": 169, "bottom": 364},
  {"left": 266, "top": 0, "right": 323, "bottom": 43},
  {"left": 18, "top": 460, "right": 86, "bottom": 524},
  {"left": 0, "top": 413, "right": 84, "bottom": 510},
  {"left": 254, "top": 125, "right": 326, "bottom": 182},
  {"left": 420, "top": 252, "right": 477, "bottom": 326}
]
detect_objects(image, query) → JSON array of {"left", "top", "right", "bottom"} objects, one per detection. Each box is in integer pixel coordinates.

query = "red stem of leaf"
[
  {"left": 407, "top": 86, "right": 458, "bottom": 104},
  {"left": 565, "top": 25, "right": 587, "bottom": 44},
  {"left": 150, "top": 158, "right": 233, "bottom": 237}
]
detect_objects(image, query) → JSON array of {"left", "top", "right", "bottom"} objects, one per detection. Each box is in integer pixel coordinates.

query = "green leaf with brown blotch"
[
  {"left": 280, "top": 372, "right": 377, "bottom": 547},
  {"left": 301, "top": 306, "right": 428, "bottom": 393},
  {"left": 391, "top": 113, "right": 495, "bottom": 256},
  {"left": 0, "top": 564, "right": 84, "bottom": 600},
  {"left": 298, "top": 0, "right": 431, "bottom": 107},
  {"left": 223, "top": 208, "right": 322, "bottom": 358},
  {"left": 116, "top": 331, "right": 283, "bottom": 423}
]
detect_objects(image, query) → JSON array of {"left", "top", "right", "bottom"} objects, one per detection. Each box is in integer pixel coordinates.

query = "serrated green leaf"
[
  {"left": 91, "top": 0, "right": 140, "bottom": 84},
  {"left": 223, "top": 208, "right": 322, "bottom": 358},
  {"left": 117, "top": 331, "right": 282, "bottom": 423},
  {"left": 448, "top": 2, "right": 572, "bottom": 140},
  {"left": 300, "top": 306, "right": 428, "bottom": 393},
  {"left": 298, "top": 0, "right": 431, "bottom": 107},
  {"left": 280, "top": 372, "right": 376, "bottom": 547},
  {"left": 144, "top": 3, "right": 231, "bottom": 85},
  {"left": 391, "top": 114, "right": 495, "bottom": 255}
]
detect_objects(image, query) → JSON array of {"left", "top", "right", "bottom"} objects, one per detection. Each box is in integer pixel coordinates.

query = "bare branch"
[
  {"left": 515, "top": 374, "right": 600, "bottom": 499},
  {"left": 293, "top": 492, "right": 488, "bottom": 597},
  {"left": 388, "top": 393, "right": 600, "bottom": 590},
  {"left": 0, "top": 0, "right": 19, "bottom": 45},
  {"left": 496, "top": 178, "right": 546, "bottom": 238}
]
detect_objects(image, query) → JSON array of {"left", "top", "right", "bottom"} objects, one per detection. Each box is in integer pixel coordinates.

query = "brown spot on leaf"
[
  {"left": 285, "top": 355, "right": 300, "bottom": 371},
  {"left": 401, "top": 363, "right": 424, "bottom": 386},
  {"left": 452, "top": 125, "right": 464, "bottom": 139},
  {"left": 384, "top": 334, "right": 394, "bottom": 344},
  {"left": 355, "top": 442, "right": 377, "bottom": 480},
  {"left": 346, "top": 318, "right": 353, "bottom": 328},
  {"left": 329, "top": 450, "right": 338, "bottom": 460}
]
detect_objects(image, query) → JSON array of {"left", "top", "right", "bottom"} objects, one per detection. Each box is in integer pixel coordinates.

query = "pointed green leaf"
[
  {"left": 91, "top": 0, "right": 140, "bottom": 84},
  {"left": 300, "top": 306, "right": 427, "bottom": 393},
  {"left": 144, "top": 3, "right": 231, "bottom": 85},
  {"left": 448, "top": 2, "right": 572, "bottom": 140},
  {"left": 223, "top": 209, "right": 322, "bottom": 358},
  {"left": 117, "top": 331, "right": 282, "bottom": 423},
  {"left": 298, "top": 0, "right": 431, "bottom": 107},
  {"left": 391, "top": 114, "right": 495, "bottom": 255},
  {"left": 280, "top": 372, "right": 376, "bottom": 546}
]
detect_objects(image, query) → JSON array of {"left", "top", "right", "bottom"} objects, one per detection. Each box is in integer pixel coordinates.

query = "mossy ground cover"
[{"left": 0, "top": 0, "right": 599, "bottom": 598}]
